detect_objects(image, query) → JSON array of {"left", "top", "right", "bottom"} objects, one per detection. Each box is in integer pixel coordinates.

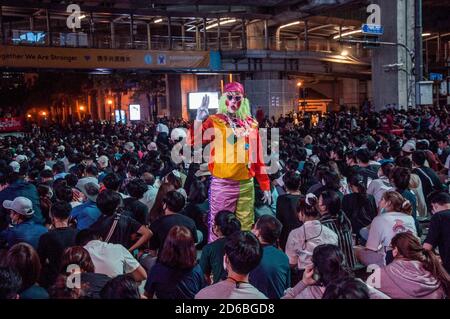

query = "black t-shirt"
[
  {"left": 80, "top": 272, "right": 111, "bottom": 299},
  {"left": 144, "top": 262, "right": 205, "bottom": 299},
  {"left": 89, "top": 213, "right": 142, "bottom": 249},
  {"left": 123, "top": 197, "right": 149, "bottom": 225},
  {"left": 342, "top": 193, "right": 377, "bottom": 235},
  {"left": 37, "top": 227, "right": 78, "bottom": 287},
  {"left": 199, "top": 237, "right": 227, "bottom": 284},
  {"left": 424, "top": 209, "right": 450, "bottom": 274},
  {"left": 276, "top": 194, "right": 302, "bottom": 251},
  {"left": 149, "top": 213, "right": 198, "bottom": 251}
]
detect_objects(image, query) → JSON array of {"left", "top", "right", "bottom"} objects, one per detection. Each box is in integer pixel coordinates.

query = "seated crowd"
[{"left": 0, "top": 107, "right": 450, "bottom": 299}]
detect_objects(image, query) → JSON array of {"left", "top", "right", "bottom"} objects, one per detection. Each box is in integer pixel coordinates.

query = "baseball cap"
[
  {"left": 97, "top": 155, "right": 109, "bottom": 166},
  {"left": 80, "top": 182, "right": 100, "bottom": 202},
  {"left": 124, "top": 142, "right": 135, "bottom": 152},
  {"left": 9, "top": 161, "right": 20, "bottom": 173},
  {"left": 3, "top": 197, "right": 34, "bottom": 216},
  {"left": 15, "top": 154, "right": 27, "bottom": 163},
  {"left": 402, "top": 142, "right": 415, "bottom": 153}
]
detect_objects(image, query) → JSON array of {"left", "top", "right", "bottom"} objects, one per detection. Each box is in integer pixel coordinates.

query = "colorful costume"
[{"left": 189, "top": 82, "right": 270, "bottom": 242}]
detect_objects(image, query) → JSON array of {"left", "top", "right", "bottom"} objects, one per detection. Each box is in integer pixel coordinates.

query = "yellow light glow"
[
  {"left": 333, "top": 29, "right": 362, "bottom": 40},
  {"left": 107, "top": 99, "right": 113, "bottom": 105},
  {"left": 27, "top": 114, "right": 32, "bottom": 118},
  {"left": 154, "top": 18, "right": 163, "bottom": 23},
  {"left": 42, "top": 112, "right": 47, "bottom": 116},
  {"left": 340, "top": 49, "right": 349, "bottom": 56},
  {"left": 79, "top": 106, "right": 85, "bottom": 111},
  {"left": 422, "top": 33, "right": 431, "bottom": 37},
  {"left": 297, "top": 82, "right": 303, "bottom": 87}
]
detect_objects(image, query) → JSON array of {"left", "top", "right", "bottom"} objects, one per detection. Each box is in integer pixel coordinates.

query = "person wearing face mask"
[
  {"left": 355, "top": 191, "right": 417, "bottom": 267},
  {"left": 423, "top": 192, "right": 450, "bottom": 274},
  {"left": 285, "top": 194, "right": 338, "bottom": 285},
  {"left": 0, "top": 196, "right": 47, "bottom": 249},
  {"left": 378, "top": 232, "right": 449, "bottom": 299},
  {"left": 189, "top": 82, "right": 271, "bottom": 242}
]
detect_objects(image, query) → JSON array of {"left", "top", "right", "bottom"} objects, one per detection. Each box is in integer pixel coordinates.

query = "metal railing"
[{"left": 3, "top": 29, "right": 370, "bottom": 58}]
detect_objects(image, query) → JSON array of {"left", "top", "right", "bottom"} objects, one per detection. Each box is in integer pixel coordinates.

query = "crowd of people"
[{"left": 0, "top": 105, "right": 450, "bottom": 299}]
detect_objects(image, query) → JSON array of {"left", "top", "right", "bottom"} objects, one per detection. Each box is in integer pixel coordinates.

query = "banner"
[
  {"left": 0, "top": 117, "right": 23, "bottom": 132},
  {"left": 0, "top": 45, "right": 211, "bottom": 70}
]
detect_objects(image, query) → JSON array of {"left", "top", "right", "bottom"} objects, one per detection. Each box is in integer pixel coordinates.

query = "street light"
[
  {"left": 27, "top": 114, "right": 32, "bottom": 118},
  {"left": 79, "top": 105, "right": 85, "bottom": 111},
  {"left": 297, "top": 81, "right": 303, "bottom": 87},
  {"left": 41, "top": 111, "right": 47, "bottom": 116},
  {"left": 107, "top": 99, "right": 113, "bottom": 105}
]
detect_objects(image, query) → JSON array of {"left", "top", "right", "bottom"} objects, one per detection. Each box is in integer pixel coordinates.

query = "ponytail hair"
[
  {"left": 214, "top": 210, "right": 241, "bottom": 237},
  {"left": 382, "top": 191, "right": 412, "bottom": 215},
  {"left": 297, "top": 193, "right": 319, "bottom": 218},
  {"left": 348, "top": 174, "right": 367, "bottom": 194},
  {"left": 391, "top": 232, "right": 450, "bottom": 295}
]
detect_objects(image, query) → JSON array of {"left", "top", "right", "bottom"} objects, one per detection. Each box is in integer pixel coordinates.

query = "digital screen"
[
  {"left": 114, "top": 110, "right": 126, "bottom": 124},
  {"left": 129, "top": 104, "right": 141, "bottom": 121},
  {"left": 188, "top": 92, "right": 219, "bottom": 110}
]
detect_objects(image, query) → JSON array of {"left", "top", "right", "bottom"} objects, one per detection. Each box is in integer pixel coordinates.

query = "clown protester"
[{"left": 189, "top": 82, "right": 271, "bottom": 242}]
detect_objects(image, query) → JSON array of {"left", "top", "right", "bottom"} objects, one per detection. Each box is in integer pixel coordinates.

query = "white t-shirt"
[
  {"left": 367, "top": 177, "right": 392, "bottom": 208},
  {"left": 285, "top": 220, "right": 338, "bottom": 270},
  {"left": 366, "top": 212, "right": 417, "bottom": 252},
  {"left": 84, "top": 240, "right": 140, "bottom": 278}
]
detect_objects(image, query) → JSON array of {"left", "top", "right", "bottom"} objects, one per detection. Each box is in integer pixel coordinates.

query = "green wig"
[{"left": 218, "top": 95, "right": 251, "bottom": 120}]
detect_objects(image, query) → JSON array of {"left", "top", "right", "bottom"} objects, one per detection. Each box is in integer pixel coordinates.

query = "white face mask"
[{"left": 223, "top": 256, "right": 228, "bottom": 273}]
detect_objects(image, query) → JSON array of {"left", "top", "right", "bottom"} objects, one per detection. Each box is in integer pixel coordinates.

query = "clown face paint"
[{"left": 225, "top": 92, "right": 243, "bottom": 113}]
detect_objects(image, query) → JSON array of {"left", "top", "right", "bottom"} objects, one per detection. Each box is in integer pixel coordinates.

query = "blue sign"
[
  {"left": 144, "top": 54, "right": 153, "bottom": 65},
  {"left": 209, "top": 50, "right": 222, "bottom": 70},
  {"left": 429, "top": 73, "right": 443, "bottom": 81},
  {"left": 362, "top": 24, "right": 384, "bottom": 35}
]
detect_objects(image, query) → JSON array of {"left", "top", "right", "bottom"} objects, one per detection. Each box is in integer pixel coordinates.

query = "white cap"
[
  {"left": 147, "top": 142, "right": 157, "bottom": 151},
  {"left": 97, "top": 155, "right": 109, "bottom": 166},
  {"left": 3, "top": 197, "right": 34, "bottom": 216},
  {"left": 15, "top": 154, "right": 27, "bottom": 163},
  {"left": 124, "top": 142, "right": 135, "bottom": 152},
  {"left": 9, "top": 161, "right": 20, "bottom": 173}
]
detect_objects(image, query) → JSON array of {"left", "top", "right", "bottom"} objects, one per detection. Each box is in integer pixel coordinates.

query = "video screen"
[{"left": 188, "top": 92, "right": 219, "bottom": 110}]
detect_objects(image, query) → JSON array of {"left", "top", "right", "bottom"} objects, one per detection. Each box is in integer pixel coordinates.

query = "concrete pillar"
[
  {"left": 372, "top": 0, "right": 415, "bottom": 110},
  {"left": 246, "top": 21, "right": 265, "bottom": 50},
  {"left": 166, "top": 74, "right": 182, "bottom": 119},
  {"left": 342, "top": 78, "right": 359, "bottom": 109}
]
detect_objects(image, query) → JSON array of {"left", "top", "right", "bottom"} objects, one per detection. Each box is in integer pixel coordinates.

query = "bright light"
[
  {"left": 79, "top": 106, "right": 85, "bottom": 111},
  {"left": 333, "top": 29, "right": 362, "bottom": 40},
  {"left": 111, "top": 113, "right": 114, "bottom": 116},
  {"left": 107, "top": 99, "right": 113, "bottom": 105},
  {"left": 340, "top": 49, "right": 349, "bottom": 56},
  {"left": 205, "top": 19, "right": 237, "bottom": 30},
  {"left": 154, "top": 18, "right": 163, "bottom": 23},
  {"left": 79, "top": 15, "right": 86, "bottom": 19},
  {"left": 279, "top": 21, "right": 301, "bottom": 30},
  {"left": 297, "top": 82, "right": 303, "bottom": 87},
  {"left": 422, "top": 33, "right": 431, "bottom": 37},
  {"left": 41, "top": 111, "right": 47, "bottom": 116},
  {"left": 27, "top": 114, "right": 32, "bottom": 118}
]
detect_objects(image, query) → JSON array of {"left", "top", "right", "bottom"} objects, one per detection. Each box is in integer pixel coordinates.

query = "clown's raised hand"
[{"left": 196, "top": 94, "right": 210, "bottom": 121}]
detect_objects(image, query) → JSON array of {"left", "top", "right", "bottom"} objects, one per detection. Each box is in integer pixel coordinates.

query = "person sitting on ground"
[
  {"left": 70, "top": 182, "right": 102, "bottom": 230},
  {"left": 144, "top": 226, "right": 206, "bottom": 299},
  {"left": 57, "top": 246, "right": 111, "bottom": 299},
  {"left": 276, "top": 170, "right": 302, "bottom": 251},
  {"left": 37, "top": 201, "right": 78, "bottom": 288},
  {"left": 76, "top": 229, "right": 147, "bottom": 282},
  {"left": 249, "top": 215, "right": 291, "bottom": 299},
  {"left": 0, "top": 196, "right": 47, "bottom": 249},
  {"left": 148, "top": 190, "right": 198, "bottom": 253},
  {"left": 101, "top": 274, "right": 142, "bottom": 299},
  {"left": 199, "top": 210, "right": 241, "bottom": 284},
  {"left": 356, "top": 191, "right": 417, "bottom": 267},
  {"left": 377, "top": 232, "right": 449, "bottom": 299},
  {"left": 283, "top": 244, "right": 388, "bottom": 299},
  {"left": 342, "top": 174, "right": 377, "bottom": 239},
  {"left": 318, "top": 190, "right": 357, "bottom": 269},
  {"left": 367, "top": 162, "right": 394, "bottom": 208},
  {"left": 285, "top": 194, "right": 338, "bottom": 285},
  {"left": 89, "top": 189, "right": 151, "bottom": 252},
  {"left": 423, "top": 191, "right": 450, "bottom": 274},
  {"left": 123, "top": 178, "right": 150, "bottom": 225},
  {"left": 4, "top": 243, "right": 49, "bottom": 299},
  {"left": 195, "top": 231, "right": 267, "bottom": 299}
]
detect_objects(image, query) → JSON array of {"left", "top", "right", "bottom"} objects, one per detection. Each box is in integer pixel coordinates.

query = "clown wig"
[{"left": 218, "top": 95, "right": 251, "bottom": 120}]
